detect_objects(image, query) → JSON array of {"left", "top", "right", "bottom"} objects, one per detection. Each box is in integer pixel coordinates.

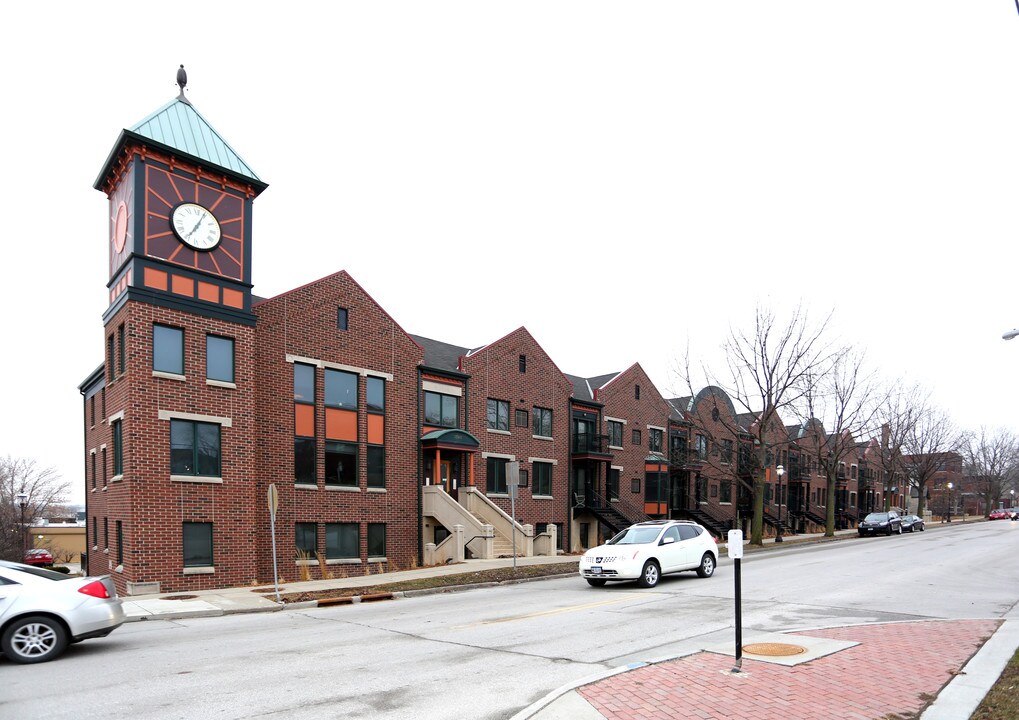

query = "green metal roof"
[
  {"left": 128, "top": 98, "right": 261, "bottom": 182},
  {"left": 420, "top": 429, "right": 481, "bottom": 448}
]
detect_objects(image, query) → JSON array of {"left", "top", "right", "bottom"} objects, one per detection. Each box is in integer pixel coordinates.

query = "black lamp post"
[
  {"left": 775, "top": 465, "right": 785, "bottom": 542},
  {"left": 946, "top": 482, "right": 953, "bottom": 523},
  {"left": 16, "top": 492, "right": 28, "bottom": 558}
]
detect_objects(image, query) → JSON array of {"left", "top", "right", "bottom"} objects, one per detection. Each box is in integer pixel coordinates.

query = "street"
[{"left": 3, "top": 521, "right": 1017, "bottom": 719}]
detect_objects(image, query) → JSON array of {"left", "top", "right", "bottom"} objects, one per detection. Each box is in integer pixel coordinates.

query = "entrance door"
[{"left": 439, "top": 460, "right": 453, "bottom": 494}]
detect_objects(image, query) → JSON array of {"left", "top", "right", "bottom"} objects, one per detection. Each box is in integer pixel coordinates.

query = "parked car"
[
  {"left": 988, "top": 509, "right": 1012, "bottom": 520},
  {"left": 900, "top": 514, "right": 925, "bottom": 532},
  {"left": 21, "top": 549, "right": 54, "bottom": 566},
  {"left": 0, "top": 560, "right": 125, "bottom": 664},
  {"left": 579, "top": 520, "right": 718, "bottom": 588},
  {"left": 858, "top": 511, "right": 902, "bottom": 536}
]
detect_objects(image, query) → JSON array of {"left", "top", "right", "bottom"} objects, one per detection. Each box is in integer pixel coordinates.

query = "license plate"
[{"left": 590, "top": 567, "right": 602, "bottom": 574}]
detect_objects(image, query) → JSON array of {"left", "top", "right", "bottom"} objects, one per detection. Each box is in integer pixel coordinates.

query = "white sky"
[{"left": 3, "top": 2, "right": 1018, "bottom": 506}]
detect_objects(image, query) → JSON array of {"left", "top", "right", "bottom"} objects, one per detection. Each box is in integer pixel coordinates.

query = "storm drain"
[{"left": 742, "top": 642, "right": 807, "bottom": 657}]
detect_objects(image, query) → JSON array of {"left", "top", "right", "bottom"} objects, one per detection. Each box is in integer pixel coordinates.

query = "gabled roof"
[
  {"left": 411, "top": 335, "right": 470, "bottom": 373},
  {"left": 564, "top": 374, "right": 595, "bottom": 402}
]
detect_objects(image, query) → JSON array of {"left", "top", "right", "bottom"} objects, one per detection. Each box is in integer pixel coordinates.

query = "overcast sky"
[{"left": 3, "top": 2, "right": 1018, "bottom": 506}]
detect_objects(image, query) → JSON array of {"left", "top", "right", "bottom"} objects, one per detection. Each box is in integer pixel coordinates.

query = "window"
[
  {"left": 695, "top": 434, "right": 708, "bottom": 459},
  {"left": 487, "top": 456, "right": 508, "bottom": 493},
  {"left": 108, "top": 334, "right": 115, "bottom": 380},
  {"left": 112, "top": 419, "right": 123, "bottom": 476},
  {"left": 183, "top": 522, "right": 212, "bottom": 567},
  {"left": 533, "top": 462, "right": 552, "bottom": 496},
  {"left": 118, "top": 324, "right": 125, "bottom": 377},
  {"left": 206, "top": 335, "right": 234, "bottom": 383},
  {"left": 720, "top": 481, "right": 732, "bottom": 503},
  {"left": 424, "top": 391, "right": 458, "bottom": 427},
  {"left": 116, "top": 521, "right": 123, "bottom": 565},
  {"left": 851, "top": 464, "right": 858, "bottom": 480},
  {"left": 295, "top": 363, "right": 316, "bottom": 484},
  {"left": 294, "top": 438, "right": 316, "bottom": 484},
  {"left": 532, "top": 407, "right": 552, "bottom": 437},
  {"left": 325, "top": 369, "right": 357, "bottom": 409},
  {"left": 153, "top": 325, "right": 184, "bottom": 375},
  {"left": 92, "top": 517, "right": 97, "bottom": 547},
  {"left": 367, "top": 446, "right": 385, "bottom": 489},
  {"left": 519, "top": 354, "right": 526, "bottom": 373},
  {"left": 325, "top": 441, "right": 358, "bottom": 486},
  {"left": 649, "top": 428, "right": 663, "bottom": 452},
  {"left": 721, "top": 439, "right": 733, "bottom": 465},
  {"left": 518, "top": 469, "right": 529, "bottom": 487},
  {"left": 608, "top": 421, "right": 623, "bottom": 448},
  {"left": 515, "top": 409, "right": 529, "bottom": 428},
  {"left": 631, "top": 478, "right": 641, "bottom": 493},
  {"left": 102, "top": 447, "right": 107, "bottom": 486},
  {"left": 337, "top": 307, "right": 349, "bottom": 331},
  {"left": 90, "top": 395, "right": 96, "bottom": 427},
  {"left": 366, "top": 377, "right": 384, "bottom": 412},
  {"left": 710, "top": 483, "right": 718, "bottom": 498},
  {"left": 325, "top": 523, "right": 358, "bottom": 559},
  {"left": 91, "top": 452, "right": 97, "bottom": 489},
  {"left": 631, "top": 429, "right": 641, "bottom": 445},
  {"left": 487, "top": 399, "right": 509, "bottom": 431},
  {"left": 608, "top": 468, "right": 620, "bottom": 500},
  {"left": 103, "top": 517, "right": 109, "bottom": 549},
  {"left": 634, "top": 384, "right": 640, "bottom": 400},
  {"left": 368, "top": 523, "right": 386, "bottom": 558},
  {"left": 295, "top": 523, "right": 317, "bottom": 558},
  {"left": 294, "top": 363, "right": 315, "bottom": 403},
  {"left": 170, "top": 420, "right": 221, "bottom": 476}
]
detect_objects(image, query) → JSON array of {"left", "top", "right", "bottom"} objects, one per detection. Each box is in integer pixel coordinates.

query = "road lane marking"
[{"left": 454, "top": 593, "right": 656, "bottom": 628}]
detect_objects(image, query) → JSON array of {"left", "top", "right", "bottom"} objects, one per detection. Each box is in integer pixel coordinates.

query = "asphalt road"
[{"left": 3, "top": 521, "right": 1017, "bottom": 719}]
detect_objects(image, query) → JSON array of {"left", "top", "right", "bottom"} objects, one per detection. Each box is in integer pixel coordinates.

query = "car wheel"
[
  {"left": 1, "top": 615, "right": 69, "bottom": 664},
  {"left": 586, "top": 578, "right": 607, "bottom": 587},
  {"left": 696, "top": 553, "right": 716, "bottom": 578},
  {"left": 886, "top": 526, "right": 893, "bottom": 536},
  {"left": 896, "top": 524, "right": 902, "bottom": 535},
  {"left": 637, "top": 560, "right": 660, "bottom": 588}
]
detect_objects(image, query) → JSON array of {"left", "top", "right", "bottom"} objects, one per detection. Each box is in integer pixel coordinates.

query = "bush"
[{"left": 50, "top": 565, "right": 71, "bottom": 574}]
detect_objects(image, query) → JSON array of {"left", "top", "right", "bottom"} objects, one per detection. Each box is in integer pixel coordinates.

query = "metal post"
[
  {"left": 17, "top": 492, "right": 28, "bottom": 558},
  {"left": 733, "top": 557, "right": 742, "bottom": 672},
  {"left": 776, "top": 465, "right": 785, "bottom": 542}
]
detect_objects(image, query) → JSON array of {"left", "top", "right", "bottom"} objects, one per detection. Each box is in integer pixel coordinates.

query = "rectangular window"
[
  {"left": 367, "top": 446, "right": 385, "bottom": 489},
  {"left": 91, "top": 453, "right": 97, "bottom": 489},
  {"left": 487, "top": 399, "right": 509, "bottom": 431},
  {"left": 487, "top": 456, "right": 508, "bottom": 493},
  {"left": 515, "top": 409, "right": 529, "bottom": 428},
  {"left": 366, "top": 376, "right": 385, "bottom": 413},
  {"left": 294, "top": 438, "right": 316, "bottom": 484},
  {"left": 518, "top": 469, "right": 529, "bottom": 487},
  {"left": 170, "top": 420, "right": 221, "bottom": 476},
  {"left": 116, "top": 520, "right": 123, "bottom": 565},
  {"left": 325, "top": 441, "right": 357, "bottom": 486},
  {"left": 631, "top": 429, "right": 641, "bottom": 445},
  {"left": 337, "top": 307, "right": 349, "bottom": 331},
  {"left": 153, "top": 324, "right": 184, "bottom": 375},
  {"left": 206, "top": 335, "right": 235, "bottom": 383},
  {"left": 695, "top": 434, "right": 708, "bottom": 459},
  {"left": 720, "top": 481, "right": 732, "bottom": 503},
  {"left": 295, "top": 363, "right": 316, "bottom": 483},
  {"left": 533, "top": 462, "right": 552, "bottom": 496},
  {"left": 102, "top": 448, "right": 107, "bottom": 486},
  {"left": 608, "top": 468, "right": 620, "bottom": 500},
  {"left": 325, "top": 368, "right": 357, "bottom": 409},
  {"left": 635, "top": 384, "right": 640, "bottom": 400},
  {"left": 103, "top": 517, "right": 109, "bottom": 549},
  {"left": 424, "top": 391, "right": 458, "bottom": 427},
  {"left": 295, "top": 522, "right": 317, "bottom": 558},
  {"left": 108, "top": 334, "right": 115, "bottom": 380},
  {"left": 648, "top": 428, "right": 663, "bottom": 452},
  {"left": 90, "top": 395, "right": 96, "bottom": 427},
  {"left": 92, "top": 517, "right": 97, "bottom": 547},
  {"left": 519, "top": 354, "right": 526, "bottom": 373},
  {"left": 325, "top": 523, "right": 359, "bottom": 559},
  {"left": 532, "top": 407, "right": 552, "bottom": 437},
  {"left": 721, "top": 439, "right": 733, "bottom": 465},
  {"left": 118, "top": 324, "right": 125, "bottom": 377},
  {"left": 631, "top": 478, "right": 641, "bottom": 494},
  {"left": 608, "top": 421, "right": 623, "bottom": 448},
  {"left": 367, "top": 523, "right": 386, "bottom": 558},
  {"left": 112, "top": 420, "right": 123, "bottom": 476},
  {"left": 183, "top": 522, "right": 213, "bottom": 567},
  {"left": 294, "top": 363, "right": 315, "bottom": 403}
]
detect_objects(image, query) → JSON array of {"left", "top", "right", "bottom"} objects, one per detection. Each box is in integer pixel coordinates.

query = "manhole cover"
[
  {"left": 742, "top": 642, "right": 807, "bottom": 657},
  {"left": 159, "top": 594, "right": 198, "bottom": 601}
]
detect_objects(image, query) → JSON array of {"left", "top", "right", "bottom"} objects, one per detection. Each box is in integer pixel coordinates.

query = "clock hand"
[{"left": 186, "top": 216, "right": 204, "bottom": 239}]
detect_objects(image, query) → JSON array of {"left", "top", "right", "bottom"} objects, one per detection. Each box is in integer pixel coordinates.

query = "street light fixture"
[
  {"left": 946, "top": 482, "right": 953, "bottom": 523},
  {"left": 16, "top": 492, "right": 28, "bottom": 558},
  {"left": 1003, "top": 329, "right": 1019, "bottom": 341},
  {"left": 775, "top": 465, "right": 785, "bottom": 543}
]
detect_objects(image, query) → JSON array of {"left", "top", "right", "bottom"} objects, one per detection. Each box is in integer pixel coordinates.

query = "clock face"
[
  {"left": 113, "top": 202, "right": 129, "bottom": 253},
  {"left": 170, "top": 203, "right": 222, "bottom": 251},
  {"left": 109, "top": 163, "right": 135, "bottom": 278}
]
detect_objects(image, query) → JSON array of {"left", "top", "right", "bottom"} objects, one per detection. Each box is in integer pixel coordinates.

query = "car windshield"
[
  {"left": 607, "top": 526, "right": 663, "bottom": 545},
  {"left": 864, "top": 513, "right": 889, "bottom": 522}
]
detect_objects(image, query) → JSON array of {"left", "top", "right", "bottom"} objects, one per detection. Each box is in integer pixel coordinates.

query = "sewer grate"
[
  {"left": 742, "top": 642, "right": 807, "bottom": 657},
  {"left": 159, "top": 594, "right": 199, "bottom": 601}
]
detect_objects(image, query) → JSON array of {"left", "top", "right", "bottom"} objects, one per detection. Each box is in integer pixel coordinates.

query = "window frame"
[
  {"left": 295, "top": 522, "right": 318, "bottom": 558},
  {"left": 324, "top": 440, "right": 358, "bottom": 487},
  {"left": 153, "top": 324, "right": 184, "bottom": 375},
  {"left": 532, "top": 407, "right": 552, "bottom": 437},
  {"left": 183, "top": 522, "right": 213, "bottom": 567},
  {"left": 325, "top": 522, "right": 359, "bottom": 560},
  {"left": 424, "top": 391, "right": 459, "bottom": 428},
  {"left": 206, "top": 334, "right": 235, "bottom": 383},
  {"left": 170, "top": 419, "right": 222, "bottom": 477},
  {"left": 533, "top": 461, "right": 552, "bottom": 496},
  {"left": 486, "top": 399, "right": 510, "bottom": 432},
  {"left": 487, "top": 456, "right": 508, "bottom": 494}
]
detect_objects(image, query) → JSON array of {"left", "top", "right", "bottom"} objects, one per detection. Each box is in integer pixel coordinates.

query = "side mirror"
[{"left": 661, "top": 536, "right": 676, "bottom": 545}]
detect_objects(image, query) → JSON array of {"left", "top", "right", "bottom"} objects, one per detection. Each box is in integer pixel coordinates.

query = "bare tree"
[
  {"left": 798, "top": 347, "right": 883, "bottom": 537},
  {"left": 961, "top": 427, "right": 1019, "bottom": 515},
  {"left": 901, "top": 407, "right": 960, "bottom": 518},
  {"left": 684, "top": 304, "right": 835, "bottom": 545},
  {"left": 0, "top": 456, "right": 70, "bottom": 560},
  {"left": 874, "top": 383, "right": 929, "bottom": 512}
]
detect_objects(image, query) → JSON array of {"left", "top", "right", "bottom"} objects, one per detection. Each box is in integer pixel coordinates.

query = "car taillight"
[{"left": 78, "top": 580, "right": 111, "bottom": 599}]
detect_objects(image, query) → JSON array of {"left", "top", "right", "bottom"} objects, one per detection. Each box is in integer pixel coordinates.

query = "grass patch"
[
  {"left": 970, "top": 646, "right": 1019, "bottom": 720},
  {"left": 268, "top": 562, "right": 579, "bottom": 603}
]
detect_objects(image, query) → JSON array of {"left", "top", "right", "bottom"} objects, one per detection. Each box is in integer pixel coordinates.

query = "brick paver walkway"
[{"left": 578, "top": 619, "right": 1001, "bottom": 720}]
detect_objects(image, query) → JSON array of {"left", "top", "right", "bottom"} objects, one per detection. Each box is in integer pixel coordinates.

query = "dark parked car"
[
  {"left": 858, "top": 511, "right": 902, "bottom": 536},
  {"left": 900, "top": 514, "right": 925, "bottom": 532},
  {"left": 22, "top": 549, "right": 53, "bottom": 566}
]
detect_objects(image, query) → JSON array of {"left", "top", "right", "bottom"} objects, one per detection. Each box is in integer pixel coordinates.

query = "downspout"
[{"left": 416, "top": 366, "right": 423, "bottom": 569}]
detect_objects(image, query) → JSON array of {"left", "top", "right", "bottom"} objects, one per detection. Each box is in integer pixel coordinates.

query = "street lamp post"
[
  {"left": 16, "top": 492, "right": 28, "bottom": 558},
  {"left": 775, "top": 465, "right": 785, "bottom": 543},
  {"left": 946, "top": 482, "right": 953, "bottom": 523}
]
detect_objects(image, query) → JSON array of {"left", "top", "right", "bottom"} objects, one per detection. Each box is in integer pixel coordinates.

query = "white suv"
[{"left": 579, "top": 520, "right": 718, "bottom": 588}]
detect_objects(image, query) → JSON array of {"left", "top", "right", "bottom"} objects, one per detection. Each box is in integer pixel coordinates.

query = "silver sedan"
[{"left": 0, "top": 560, "right": 125, "bottom": 664}]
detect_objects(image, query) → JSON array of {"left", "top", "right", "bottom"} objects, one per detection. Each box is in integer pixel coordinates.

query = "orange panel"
[
  {"left": 367, "top": 414, "right": 384, "bottom": 445},
  {"left": 171, "top": 274, "right": 194, "bottom": 297},
  {"left": 144, "top": 268, "right": 168, "bottom": 291},
  {"left": 644, "top": 503, "right": 666, "bottom": 515},
  {"left": 197, "top": 281, "right": 220, "bottom": 303},
  {"left": 645, "top": 463, "right": 667, "bottom": 472},
  {"left": 223, "top": 288, "right": 243, "bottom": 308},
  {"left": 326, "top": 408, "right": 358, "bottom": 441},
  {"left": 295, "top": 404, "right": 315, "bottom": 437}
]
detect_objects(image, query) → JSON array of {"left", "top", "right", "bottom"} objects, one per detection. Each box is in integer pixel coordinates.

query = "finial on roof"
[{"left": 176, "top": 64, "right": 191, "bottom": 105}]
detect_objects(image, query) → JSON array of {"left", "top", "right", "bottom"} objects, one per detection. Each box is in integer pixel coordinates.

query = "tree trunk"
[{"left": 825, "top": 474, "right": 836, "bottom": 537}]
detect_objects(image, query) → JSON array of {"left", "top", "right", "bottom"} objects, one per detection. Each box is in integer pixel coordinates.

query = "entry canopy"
[{"left": 420, "top": 429, "right": 481, "bottom": 451}]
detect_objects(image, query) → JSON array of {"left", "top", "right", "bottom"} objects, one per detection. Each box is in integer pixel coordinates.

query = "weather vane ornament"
[{"left": 176, "top": 64, "right": 190, "bottom": 104}]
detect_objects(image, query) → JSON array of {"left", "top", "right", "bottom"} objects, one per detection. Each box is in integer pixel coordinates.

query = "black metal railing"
[{"left": 572, "top": 433, "right": 612, "bottom": 454}]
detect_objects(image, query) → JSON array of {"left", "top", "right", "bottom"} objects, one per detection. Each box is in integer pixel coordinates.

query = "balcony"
[
  {"left": 572, "top": 433, "right": 613, "bottom": 459},
  {"left": 670, "top": 446, "right": 704, "bottom": 468}
]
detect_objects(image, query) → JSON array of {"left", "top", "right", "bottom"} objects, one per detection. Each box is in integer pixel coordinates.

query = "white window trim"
[
  {"left": 286, "top": 354, "right": 394, "bottom": 382},
  {"left": 486, "top": 428, "right": 511, "bottom": 436},
  {"left": 481, "top": 452, "right": 515, "bottom": 460},
  {"left": 183, "top": 566, "right": 215, "bottom": 575},
  {"left": 108, "top": 410, "right": 125, "bottom": 423},
  {"left": 152, "top": 371, "right": 186, "bottom": 381},
  {"left": 171, "top": 475, "right": 223, "bottom": 484},
  {"left": 531, "top": 434, "right": 553, "bottom": 441},
  {"left": 527, "top": 457, "right": 558, "bottom": 465},
  {"left": 206, "top": 379, "right": 237, "bottom": 389},
  {"left": 158, "top": 410, "right": 232, "bottom": 427},
  {"left": 324, "top": 485, "right": 360, "bottom": 492},
  {"left": 295, "top": 483, "right": 318, "bottom": 490},
  {"left": 326, "top": 558, "right": 362, "bottom": 565},
  {"left": 605, "top": 416, "right": 627, "bottom": 425},
  {"left": 422, "top": 380, "right": 462, "bottom": 396},
  {"left": 647, "top": 424, "right": 666, "bottom": 432}
]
